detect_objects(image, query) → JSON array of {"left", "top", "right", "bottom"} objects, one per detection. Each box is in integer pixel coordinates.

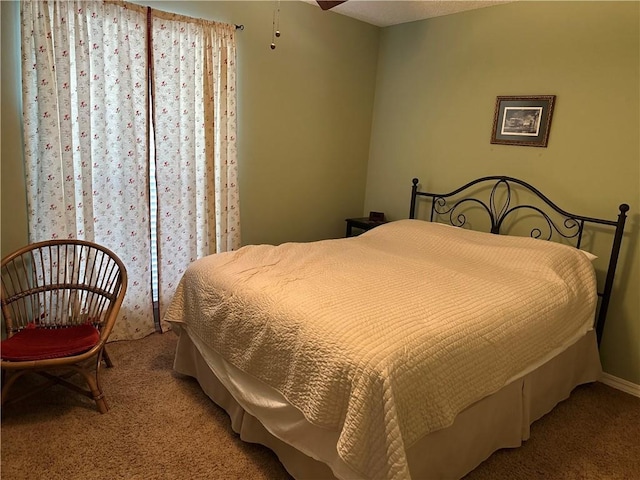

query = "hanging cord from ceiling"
[{"left": 271, "top": 0, "right": 281, "bottom": 50}]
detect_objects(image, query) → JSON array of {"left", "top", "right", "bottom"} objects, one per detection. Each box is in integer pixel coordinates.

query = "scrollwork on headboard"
[
  {"left": 423, "top": 177, "right": 586, "bottom": 246},
  {"left": 409, "top": 176, "right": 629, "bottom": 346}
]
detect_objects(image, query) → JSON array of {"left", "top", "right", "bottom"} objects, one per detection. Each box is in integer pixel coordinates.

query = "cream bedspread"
[{"left": 164, "top": 220, "right": 597, "bottom": 480}]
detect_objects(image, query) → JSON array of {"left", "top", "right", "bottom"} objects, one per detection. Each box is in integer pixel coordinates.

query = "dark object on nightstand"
[
  {"left": 345, "top": 216, "right": 388, "bottom": 237},
  {"left": 368, "top": 211, "right": 385, "bottom": 222}
]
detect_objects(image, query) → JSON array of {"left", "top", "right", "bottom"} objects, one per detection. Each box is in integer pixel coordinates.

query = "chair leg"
[
  {"left": 102, "top": 347, "right": 114, "bottom": 368},
  {"left": 1, "top": 370, "right": 30, "bottom": 406},
  {"left": 2, "top": 355, "right": 112, "bottom": 414},
  {"left": 76, "top": 367, "right": 109, "bottom": 414}
]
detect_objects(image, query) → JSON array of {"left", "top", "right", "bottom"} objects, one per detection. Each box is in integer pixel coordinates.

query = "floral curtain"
[
  {"left": 21, "top": 0, "right": 155, "bottom": 340},
  {"left": 150, "top": 11, "right": 240, "bottom": 322},
  {"left": 21, "top": 1, "right": 240, "bottom": 339}
]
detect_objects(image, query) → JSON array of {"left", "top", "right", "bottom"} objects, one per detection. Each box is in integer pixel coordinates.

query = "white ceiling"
[{"left": 304, "top": 0, "right": 512, "bottom": 27}]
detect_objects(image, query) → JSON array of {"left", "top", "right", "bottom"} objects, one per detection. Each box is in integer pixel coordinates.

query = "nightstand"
[{"left": 345, "top": 217, "right": 388, "bottom": 237}]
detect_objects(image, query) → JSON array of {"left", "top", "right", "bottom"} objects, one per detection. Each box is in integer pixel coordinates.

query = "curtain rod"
[{"left": 140, "top": 3, "right": 245, "bottom": 30}]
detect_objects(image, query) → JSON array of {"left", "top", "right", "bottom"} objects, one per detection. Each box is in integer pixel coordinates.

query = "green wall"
[
  {"left": 1, "top": 1, "right": 28, "bottom": 257},
  {"left": 134, "top": 1, "right": 380, "bottom": 246},
  {"left": 365, "top": 1, "right": 640, "bottom": 384}
]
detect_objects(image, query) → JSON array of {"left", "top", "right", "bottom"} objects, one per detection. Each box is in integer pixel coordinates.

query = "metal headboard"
[{"left": 409, "top": 176, "right": 629, "bottom": 346}]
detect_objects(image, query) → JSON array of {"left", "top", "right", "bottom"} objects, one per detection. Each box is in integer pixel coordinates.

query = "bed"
[{"left": 164, "top": 176, "right": 629, "bottom": 480}]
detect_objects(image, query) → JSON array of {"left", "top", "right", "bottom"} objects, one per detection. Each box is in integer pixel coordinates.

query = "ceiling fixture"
[
  {"left": 317, "top": 1, "right": 348, "bottom": 10},
  {"left": 270, "top": 0, "right": 346, "bottom": 50}
]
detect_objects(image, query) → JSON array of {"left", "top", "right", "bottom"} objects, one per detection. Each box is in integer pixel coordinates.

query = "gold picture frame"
[{"left": 491, "top": 95, "right": 556, "bottom": 147}]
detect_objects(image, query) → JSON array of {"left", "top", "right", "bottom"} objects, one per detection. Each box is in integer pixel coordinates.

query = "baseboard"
[{"left": 599, "top": 373, "right": 640, "bottom": 398}]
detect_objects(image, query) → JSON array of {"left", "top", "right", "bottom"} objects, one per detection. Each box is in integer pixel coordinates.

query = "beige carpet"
[{"left": 2, "top": 332, "right": 639, "bottom": 480}]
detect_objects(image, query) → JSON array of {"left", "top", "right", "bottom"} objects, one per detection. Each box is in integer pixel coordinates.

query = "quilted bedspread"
[{"left": 164, "top": 220, "right": 597, "bottom": 480}]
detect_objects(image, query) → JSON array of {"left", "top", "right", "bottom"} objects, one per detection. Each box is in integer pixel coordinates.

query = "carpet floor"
[{"left": 1, "top": 332, "right": 639, "bottom": 479}]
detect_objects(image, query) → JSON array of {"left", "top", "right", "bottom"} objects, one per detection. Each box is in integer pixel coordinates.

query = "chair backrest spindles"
[{"left": 1, "top": 240, "right": 126, "bottom": 337}]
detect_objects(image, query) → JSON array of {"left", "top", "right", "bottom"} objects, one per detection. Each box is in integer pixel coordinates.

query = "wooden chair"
[{"left": 1, "top": 239, "right": 127, "bottom": 414}]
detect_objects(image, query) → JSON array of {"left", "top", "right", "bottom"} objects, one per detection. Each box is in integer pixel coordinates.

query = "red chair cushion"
[{"left": 1, "top": 324, "right": 100, "bottom": 361}]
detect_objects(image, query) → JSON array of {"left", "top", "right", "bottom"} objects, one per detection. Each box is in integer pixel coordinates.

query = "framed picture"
[{"left": 490, "top": 95, "right": 556, "bottom": 147}]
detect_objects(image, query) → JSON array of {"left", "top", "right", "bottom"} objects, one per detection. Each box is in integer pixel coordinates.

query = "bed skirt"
[{"left": 172, "top": 326, "right": 601, "bottom": 480}]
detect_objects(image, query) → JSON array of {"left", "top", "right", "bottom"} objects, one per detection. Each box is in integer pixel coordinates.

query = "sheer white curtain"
[
  {"left": 150, "top": 11, "right": 240, "bottom": 323},
  {"left": 21, "top": 1, "right": 155, "bottom": 340}
]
